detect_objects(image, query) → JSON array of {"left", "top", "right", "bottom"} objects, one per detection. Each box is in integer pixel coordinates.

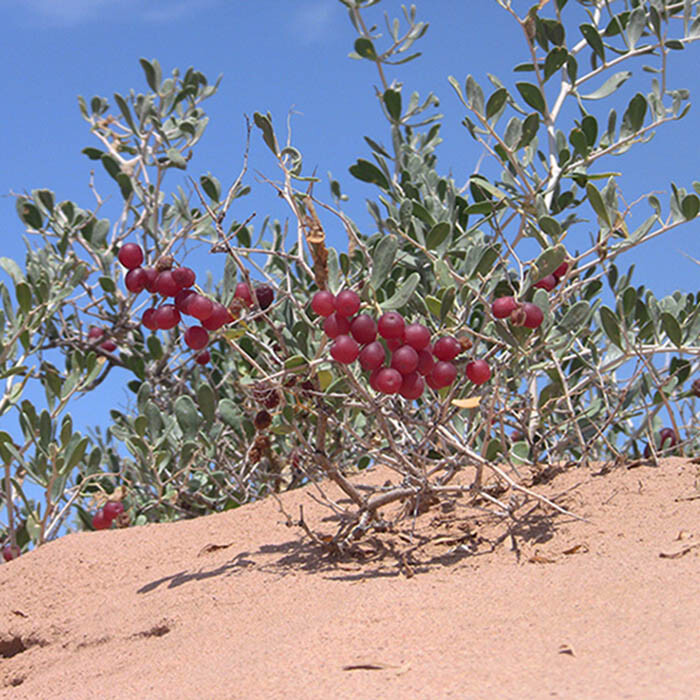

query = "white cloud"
[
  {"left": 292, "top": 1, "right": 338, "bottom": 45},
  {"left": 22, "top": 0, "right": 220, "bottom": 27}
]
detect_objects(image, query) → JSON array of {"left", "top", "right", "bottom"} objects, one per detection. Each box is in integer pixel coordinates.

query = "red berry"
[
  {"left": 492, "top": 296, "right": 518, "bottom": 319},
  {"left": 552, "top": 261, "right": 569, "bottom": 280},
  {"left": 533, "top": 274, "right": 557, "bottom": 292},
  {"left": 374, "top": 367, "right": 403, "bottom": 394},
  {"left": 201, "top": 303, "right": 232, "bottom": 330},
  {"left": 88, "top": 326, "right": 104, "bottom": 341},
  {"left": 416, "top": 348, "right": 435, "bottom": 376},
  {"left": 692, "top": 378, "right": 700, "bottom": 398},
  {"left": 255, "top": 285, "right": 274, "bottom": 310},
  {"left": 399, "top": 372, "right": 425, "bottom": 400},
  {"left": 188, "top": 294, "right": 214, "bottom": 322},
  {"left": 386, "top": 336, "right": 404, "bottom": 352},
  {"left": 118, "top": 243, "right": 144, "bottom": 269},
  {"left": 378, "top": 312, "right": 405, "bottom": 340},
  {"left": 391, "top": 345, "right": 419, "bottom": 374},
  {"left": 184, "top": 325, "right": 209, "bottom": 350},
  {"left": 100, "top": 340, "right": 117, "bottom": 352},
  {"left": 234, "top": 282, "right": 253, "bottom": 306},
  {"left": 125, "top": 267, "right": 147, "bottom": 293},
  {"left": 142, "top": 307, "right": 158, "bottom": 331},
  {"left": 350, "top": 314, "right": 377, "bottom": 344},
  {"left": 404, "top": 323, "right": 431, "bottom": 350},
  {"left": 433, "top": 336, "right": 461, "bottom": 361},
  {"left": 323, "top": 313, "right": 350, "bottom": 339},
  {"left": 311, "top": 290, "right": 336, "bottom": 317},
  {"left": 155, "top": 270, "right": 180, "bottom": 297},
  {"left": 175, "top": 288, "right": 196, "bottom": 313},
  {"left": 2, "top": 544, "right": 20, "bottom": 561},
  {"left": 359, "top": 341, "right": 386, "bottom": 371},
  {"left": 195, "top": 350, "right": 211, "bottom": 365},
  {"left": 659, "top": 428, "right": 677, "bottom": 449},
  {"left": 330, "top": 335, "right": 360, "bottom": 364},
  {"left": 334, "top": 289, "right": 360, "bottom": 317},
  {"left": 103, "top": 501, "right": 125, "bottom": 521},
  {"left": 511, "top": 302, "right": 543, "bottom": 329},
  {"left": 143, "top": 267, "right": 159, "bottom": 293},
  {"left": 466, "top": 359, "right": 491, "bottom": 385},
  {"left": 92, "top": 509, "right": 111, "bottom": 530},
  {"left": 369, "top": 368, "right": 383, "bottom": 392},
  {"left": 154, "top": 304, "right": 180, "bottom": 330},
  {"left": 172, "top": 266, "right": 195, "bottom": 288},
  {"left": 430, "top": 361, "right": 457, "bottom": 389}
]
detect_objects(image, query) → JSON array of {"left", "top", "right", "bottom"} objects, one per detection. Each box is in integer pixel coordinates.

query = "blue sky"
[{"left": 1, "top": 0, "right": 699, "bottom": 440}]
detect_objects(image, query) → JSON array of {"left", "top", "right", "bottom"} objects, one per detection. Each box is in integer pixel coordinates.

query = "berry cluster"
[
  {"left": 118, "top": 242, "right": 245, "bottom": 365},
  {"left": 91, "top": 500, "right": 126, "bottom": 530},
  {"left": 491, "top": 261, "right": 570, "bottom": 330},
  {"left": 311, "top": 289, "right": 491, "bottom": 399}
]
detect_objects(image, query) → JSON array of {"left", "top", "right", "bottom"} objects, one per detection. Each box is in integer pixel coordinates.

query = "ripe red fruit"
[
  {"left": 2, "top": 544, "right": 20, "bottom": 561},
  {"left": 334, "top": 289, "right": 361, "bottom": 317},
  {"left": 125, "top": 267, "right": 147, "bottom": 293},
  {"left": 234, "top": 282, "right": 253, "bottom": 306},
  {"left": 533, "top": 274, "right": 557, "bottom": 292},
  {"left": 359, "top": 341, "right": 386, "bottom": 371},
  {"left": 100, "top": 340, "right": 117, "bottom": 352},
  {"left": 692, "top": 378, "right": 700, "bottom": 398},
  {"left": 103, "top": 500, "right": 125, "bottom": 521},
  {"left": 492, "top": 296, "right": 518, "bottom": 319},
  {"left": 350, "top": 314, "right": 377, "bottom": 344},
  {"left": 92, "top": 509, "right": 111, "bottom": 530},
  {"left": 195, "top": 350, "right": 211, "bottom": 365},
  {"left": 175, "top": 288, "right": 196, "bottom": 313},
  {"left": 404, "top": 323, "right": 431, "bottom": 351},
  {"left": 391, "top": 345, "right": 419, "bottom": 375},
  {"left": 311, "top": 290, "right": 336, "bottom": 317},
  {"left": 188, "top": 294, "right": 214, "bottom": 322},
  {"left": 155, "top": 270, "right": 181, "bottom": 297},
  {"left": 369, "top": 368, "right": 383, "bottom": 392},
  {"left": 399, "top": 372, "right": 425, "bottom": 400},
  {"left": 386, "top": 336, "right": 404, "bottom": 352},
  {"left": 553, "top": 261, "right": 569, "bottom": 280},
  {"left": 466, "top": 359, "right": 491, "bottom": 385},
  {"left": 201, "top": 303, "right": 232, "bottom": 330},
  {"left": 88, "top": 326, "right": 104, "bottom": 341},
  {"left": 659, "top": 427, "right": 677, "bottom": 449},
  {"left": 142, "top": 307, "right": 158, "bottom": 331},
  {"left": 378, "top": 311, "right": 405, "bottom": 339},
  {"left": 430, "top": 361, "right": 457, "bottom": 389},
  {"left": 184, "top": 325, "right": 209, "bottom": 350},
  {"left": 375, "top": 367, "right": 403, "bottom": 394},
  {"left": 323, "top": 313, "right": 351, "bottom": 339},
  {"left": 433, "top": 336, "right": 461, "bottom": 362},
  {"left": 511, "top": 302, "right": 543, "bottom": 329},
  {"left": 172, "top": 266, "right": 195, "bottom": 288},
  {"left": 330, "top": 335, "right": 360, "bottom": 364},
  {"left": 255, "top": 285, "right": 274, "bottom": 310},
  {"left": 416, "top": 348, "right": 435, "bottom": 376},
  {"left": 118, "top": 243, "right": 144, "bottom": 269},
  {"left": 143, "top": 267, "right": 159, "bottom": 293},
  {"left": 154, "top": 304, "right": 181, "bottom": 330}
]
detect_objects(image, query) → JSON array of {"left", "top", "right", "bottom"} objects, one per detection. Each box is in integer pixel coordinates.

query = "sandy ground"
[{"left": 1, "top": 456, "right": 698, "bottom": 699}]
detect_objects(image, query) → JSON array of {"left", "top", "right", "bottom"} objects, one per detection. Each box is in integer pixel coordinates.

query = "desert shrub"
[{"left": 2, "top": 0, "right": 700, "bottom": 558}]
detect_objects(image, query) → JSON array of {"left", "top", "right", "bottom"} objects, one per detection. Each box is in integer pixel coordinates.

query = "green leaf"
[
  {"left": 518, "top": 113, "right": 540, "bottom": 148},
  {"left": 354, "top": 38, "right": 377, "bottom": 60},
  {"left": 626, "top": 8, "right": 646, "bottom": 48},
  {"left": 580, "top": 24, "right": 605, "bottom": 61},
  {"left": 580, "top": 71, "right": 632, "bottom": 100},
  {"left": 0, "top": 257, "right": 24, "bottom": 285},
  {"left": 440, "top": 287, "right": 456, "bottom": 321},
  {"left": 253, "top": 111, "right": 278, "bottom": 155},
  {"left": 681, "top": 194, "right": 700, "bottom": 220},
  {"left": 15, "top": 282, "right": 31, "bottom": 314},
  {"left": 620, "top": 93, "right": 647, "bottom": 138},
  {"left": 515, "top": 82, "right": 546, "bottom": 114},
  {"left": 383, "top": 89, "right": 401, "bottom": 121},
  {"left": 139, "top": 58, "right": 160, "bottom": 92},
  {"left": 599, "top": 306, "right": 623, "bottom": 349},
  {"left": 175, "top": 395, "right": 201, "bottom": 438},
  {"left": 661, "top": 312, "right": 682, "bottom": 348},
  {"left": 113, "top": 92, "right": 136, "bottom": 133},
  {"left": 196, "top": 383, "right": 216, "bottom": 424},
  {"left": 586, "top": 182, "right": 611, "bottom": 227},
  {"left": 509, "top": 441, "right": 531, "bottom": 465},
  {"left": 466, "top": 75, "right": 484, "bottom": 115},
  {"left": 349, "top": 159, "right": 390, "bottom": 190},
  {"left": 560, "top": 300, "right": 591, "bottom": 331},
  {"left": 82, "top": 147, "right": 104, "bottom": 161},
  {"left": 485, "top": 87, "right": 508, "bottom": 119},
  {"left": 538, "top": 216, "right": 561, "bottom": 238},
  {"left": 381, "top": 272, "right": 420, "bottom": 310},
  {"left": 544, "top": 47, "right": 568, "bottom": 81},
  {"left": 426, "top": 222, "right": 451, "bottom": 249},
  {"left": 166, "top": 148, "right": 187, "bottom": 169},
  {"left": 533, "top": 244, "right": 566, "bottom": 279},
  {"left": 16, "top": 198, "right": 43, "bottom": 229},
  {"left": 370, "top": 235, "right": 398, "bottom": 291},
  {"left": 200, "top": 174, "right": 221, "bottom": 202}
]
